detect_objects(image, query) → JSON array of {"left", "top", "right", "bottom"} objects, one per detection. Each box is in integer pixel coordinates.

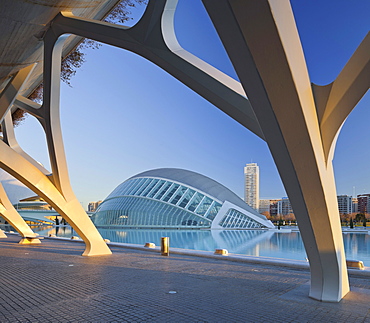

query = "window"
[
  {"left": 162, "top": 184, "right": 180, "bottom": 202},
  {"left": 206, "top": 202, "right": 222, "bottom": 220},
  {"left": 195, "top": 196, "right": 213, "bottom": 216},
  {"left": 178, "top": 189, "right": 195, "bottom": 208},
  {"left": 155, "top": 181, "right": 172, "bottom": 200},
  {"left": 147, "top": 180, "right": 165, "bottom": 198},
  {"left": 170, "top": 186, "right": 187, "bottom": 205},
  {"left": 187, "top": 192, "right": 204, "bottom": 212}
]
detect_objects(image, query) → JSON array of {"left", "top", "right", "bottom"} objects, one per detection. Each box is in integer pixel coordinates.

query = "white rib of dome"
[{"left": 129, "top": 168, "right": 265, "bottom": 220}]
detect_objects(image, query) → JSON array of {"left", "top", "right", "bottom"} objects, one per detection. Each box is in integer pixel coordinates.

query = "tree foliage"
[
  {"left": 11, "top": 109, "right": 27, "bottom": 127},
  {"left": 104, "top": 0, "right": 147, "bottom": 24}
]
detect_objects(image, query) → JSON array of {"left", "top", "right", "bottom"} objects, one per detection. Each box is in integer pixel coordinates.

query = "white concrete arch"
[
  {"left": 0, "top": 0, "right": 367, "bottom": 300},
  {"left": 0, "top": 39, "right": 111, "bottom": 256},
  {"left": 0, "top": 64, "right": 43, "bottom": 242},
  {"left": 201, "top": 0, "right": 368, "bottom": 301},
  {"left": 314, "top": 33, "right": 370, "bottom": 162}
]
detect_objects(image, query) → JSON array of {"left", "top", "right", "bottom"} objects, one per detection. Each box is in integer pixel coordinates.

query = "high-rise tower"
[{"left": 244, "top": 163, "right": 259, "bottom": 211}]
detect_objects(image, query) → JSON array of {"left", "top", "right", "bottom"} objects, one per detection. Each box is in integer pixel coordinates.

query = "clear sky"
[{"left": 14, "top": 0, "right": 369, "bottom": 209}]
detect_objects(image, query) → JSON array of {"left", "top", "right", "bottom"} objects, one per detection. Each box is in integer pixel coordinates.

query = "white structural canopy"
[{"left": 0, "top": 0, "right": 368, "bottom": 302}]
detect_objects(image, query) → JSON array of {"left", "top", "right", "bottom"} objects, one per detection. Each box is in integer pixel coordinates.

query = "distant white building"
[
  {"left": 259, "top": 199, "right": 271, "bottom": 214},
  {"left": 278, "top": 197, "right": 293, "bottom": 216},
  {"left": 352, "top": 197, "right": 358, "bottom": 214},
  {"left": 88, "top": 201, "right": 102, "bottom": 212},
  {"left": 244, "top": 163, "right": 259, "bottom": 211},
  {"left": 337, "top": 195, "right": 352, "bottom": 215}
]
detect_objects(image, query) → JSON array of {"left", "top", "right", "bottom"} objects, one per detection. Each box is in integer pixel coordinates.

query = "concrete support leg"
[
  {"left": 42, "top": 5, "right": 264, "bottom": 139},
  {"left": 7, "top": 0, "right": 264, "bottom": 257},
  {"left": 41, "top": 34, "right": 111, "bottom": 256},
  {"left": 0, "top": 130, "right": 110, "bottom": 255},
  {"left": 41, "top": 0, "right": 367, "bottom": 291},
  {"left": 0, "top": 64, "right": 36, "bottom": 121},
  {"left": 18, "top": 237, "right": 42, "bottom": 245},
  {"left": 0, "top": 42, "right": 111, "bottom": 256},
  {"left": 0, "top": 229, "right": 7, "bottom": 238},
  {"left": 2, "top": 0, "right": 365, "bottom": 287},
  {"left": 202, "top": 0, "right": 368, "bottom": 301},
  {"left": 0, "top": 183, "right": 41, "bottom": 244},
  {"left": 0, "top": 64, "right": 42, "bottom": 243}
]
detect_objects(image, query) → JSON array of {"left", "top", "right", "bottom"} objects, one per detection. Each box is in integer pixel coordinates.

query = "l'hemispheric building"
[{"left": 91, "top": 168, "right": 274, "bottom": 229}]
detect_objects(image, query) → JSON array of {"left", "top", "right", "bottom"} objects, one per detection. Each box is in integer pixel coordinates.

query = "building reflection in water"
[{"left": 3, "top": 225, "right": 370, "bottom": 266}]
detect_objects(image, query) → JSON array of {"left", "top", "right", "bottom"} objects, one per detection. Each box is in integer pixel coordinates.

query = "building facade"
[
  {"left": 244, "top": 163, "right": 259, "bottom": 211},
  {"left": 88, "top": 201, "right": 102, "bottom": 212},
  {"left": 91, "top": 168, "right": 273, "bottom": 229},
  {"left": 258, "top": 199, "right": 271, "bottom": 215},
  {"left": 357, "top": 194, "right": 370, "bottom": 214},
  {"left": 352, "top": 197, "right": 358, "bottom": 214},
  {"left": 337, "top": 195, "right": 353, "bottom": 215},
  {"left": 277, "top": 197, "right": 293, "bottom": 216},
  {"left": 0, "top": 170, "right": 56, "bottom": 224},
  {"left": 267, "top": 199, "right": 279, "bottom": 217}
]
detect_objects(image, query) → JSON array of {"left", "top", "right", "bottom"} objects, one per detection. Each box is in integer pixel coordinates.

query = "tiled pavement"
[{"left": 1, "top": 234, "right": 370, "bottom": 322}]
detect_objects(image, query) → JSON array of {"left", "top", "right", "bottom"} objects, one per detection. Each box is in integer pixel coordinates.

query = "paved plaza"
[{"left": 1, "top": 234, "right": 370, "bottom": 322}]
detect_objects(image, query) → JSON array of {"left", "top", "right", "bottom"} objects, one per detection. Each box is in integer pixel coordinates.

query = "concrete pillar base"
[
  {"left": 19, "top": 238, "right": 42, "bottom": 244},
  {"left": 0, "top": 229, "right": 7, "bottom": 238}
]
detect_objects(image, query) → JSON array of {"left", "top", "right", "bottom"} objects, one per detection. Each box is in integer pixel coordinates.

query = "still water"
[{"left": 22, "top": 226, "right": 370, "bottom": 266}]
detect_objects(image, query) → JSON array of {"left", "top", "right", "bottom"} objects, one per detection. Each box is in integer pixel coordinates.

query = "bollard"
[
  {"left": 161, "top": 237, "right": 169, "bottom": 256},
  {"left": 346, "top": 260, "right": 365, "bottom": 270},
  {"left": 214, "top": 249, "right": 228, "bottom": 256},
  {"left": 144, "top": 242, "right": 155, "bottom": 248}
]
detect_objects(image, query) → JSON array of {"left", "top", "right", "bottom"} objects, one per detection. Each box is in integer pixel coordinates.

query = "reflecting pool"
[{"left": 4, "top": 225, "right": 370, "bottom": 266}]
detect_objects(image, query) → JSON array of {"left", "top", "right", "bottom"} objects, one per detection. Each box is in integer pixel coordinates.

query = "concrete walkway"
[{"left": 1, "top": 235, "right": 370, "bottom": 322}]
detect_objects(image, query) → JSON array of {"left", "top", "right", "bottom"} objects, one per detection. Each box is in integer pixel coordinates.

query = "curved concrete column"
[
  {"left": 202, "top": 0, "right": 368, "bottom": 301},
  {"left": 0, "top": 138, "right": 109, "bottom": 255},
  {"left": 0, "top": 64, "right": 36, "bottom": 123},
  {"left": 34, "top": 0, "right": 262, "bottom": 257},
  {"left": 314, "top": 33, "right": 370, "bottom": 162},
  {"left": 0, "top": 183, "right": 41, "bottom": 244},
  {"left": 3, "top": 0, "right": 366, "bottom": 297},
  {"left": 44, "top": 3, "right": 264, "bottom": 139},
  {"left": 40, "top": 0, "right": 368, "bottom": 299},
  {"left": 0, "top": 37, "right": 111, "bottom": 256},
  {"left": 0, "top": 64, "right": 42, "bottom": 243},
  {"left": 38, "top": 34, "right": 111, "bottom": 256}
]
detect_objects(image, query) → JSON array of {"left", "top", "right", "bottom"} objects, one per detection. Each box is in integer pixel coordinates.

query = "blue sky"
[{"left": 15, "top": 0, "right": 369, "bottom": 209}]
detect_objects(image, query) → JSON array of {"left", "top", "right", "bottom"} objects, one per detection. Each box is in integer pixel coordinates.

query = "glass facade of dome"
[
  {"left": 219, "top": 208, "right": 263, "bottom": 229},
  {"left": 91, "top": 169, "right": 274, "bottom": 229}
]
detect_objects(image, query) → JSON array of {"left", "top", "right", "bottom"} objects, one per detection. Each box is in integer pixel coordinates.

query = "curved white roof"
[
  {"left": 129, "top": 168, "right": 266, "bottom": 220},
  {"left": 0, "top": 170, "right": 34, "bottom": 205}
]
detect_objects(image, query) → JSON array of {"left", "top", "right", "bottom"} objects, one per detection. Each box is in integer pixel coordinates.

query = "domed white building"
[
  {"left": 91, "top": 168, "right": 274, "bottom": 229},
  {"left": 0, "top": 170, "right": 34, "bottom": 205},
  {"left": 0, "top": 170, "right": 56, "bottom": 224}
]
